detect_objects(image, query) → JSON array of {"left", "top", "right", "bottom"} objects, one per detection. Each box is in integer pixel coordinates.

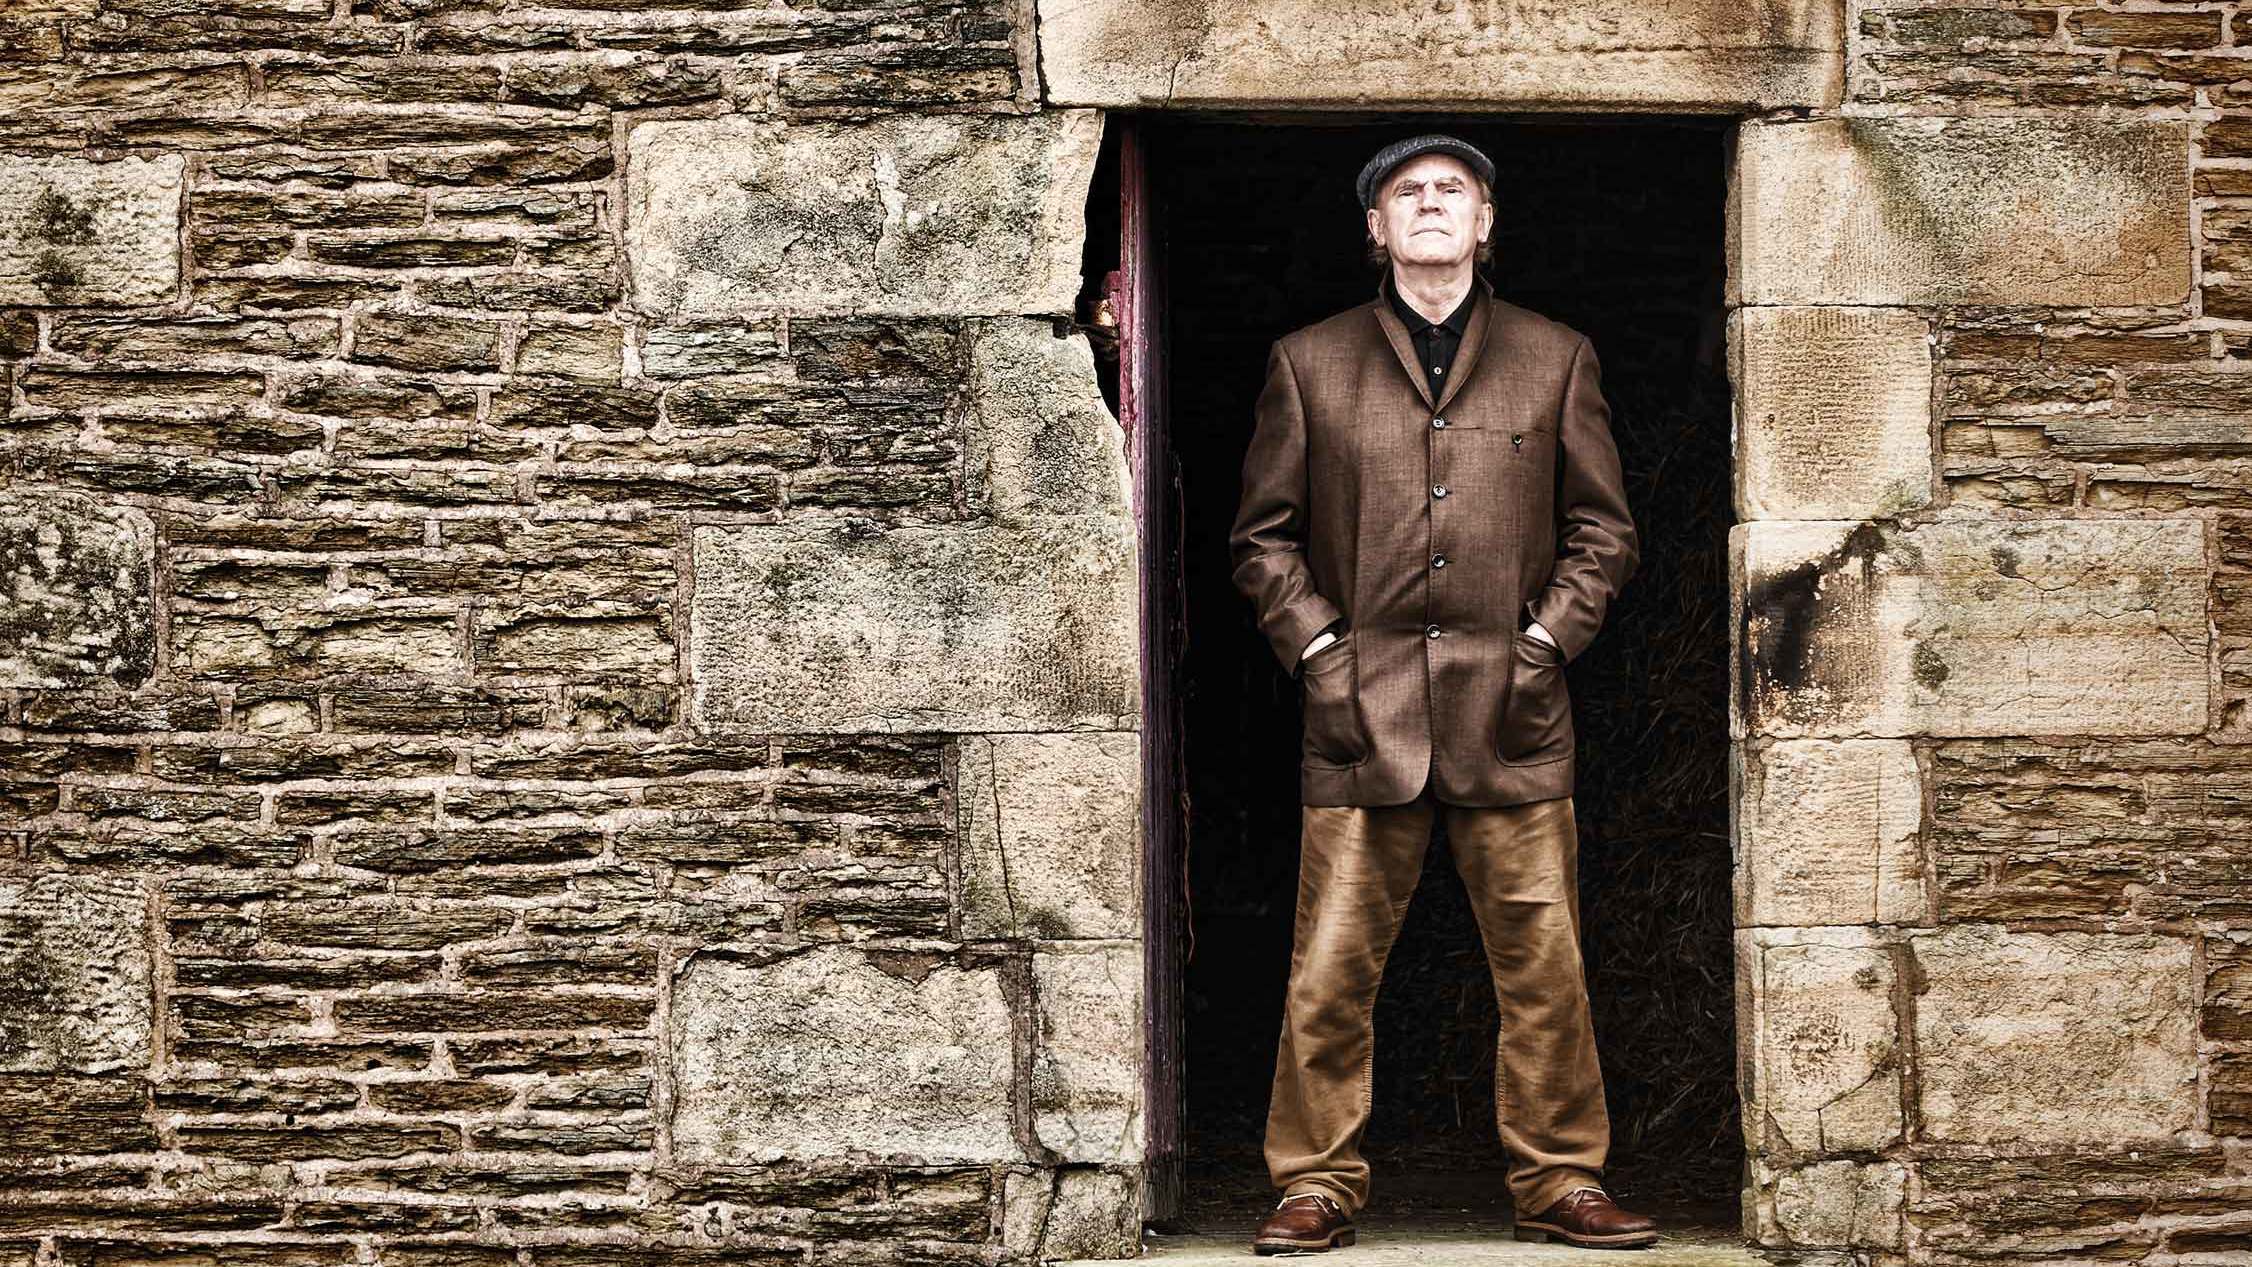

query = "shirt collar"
[{"left": 1385, "top": 272, "right": 1477, "bottom": 336}]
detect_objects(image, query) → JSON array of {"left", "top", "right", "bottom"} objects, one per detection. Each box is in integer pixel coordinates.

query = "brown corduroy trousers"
[{"left": 1263, "top": 788, "right": 1610, "bottom": 1218}]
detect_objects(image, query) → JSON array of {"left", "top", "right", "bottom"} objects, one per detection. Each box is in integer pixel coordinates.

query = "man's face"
[{"left": 1365, "top": 153, "right": 1492, "bottom": 268}]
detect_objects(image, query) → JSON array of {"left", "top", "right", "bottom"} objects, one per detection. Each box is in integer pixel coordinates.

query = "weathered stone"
[
  {"left": 1032, "top": 943, "right": 1142, "bottom": 1163},
  {"left": 1730, "top": 307, "right": 1932, "bottom": 520},
  {"left": 1006, "top": 1167, "right": 1143, "bottom": 1261},
  {"left": 1733, "top": 118, "right": 2191, "bottom": 306},
  {"left": 965, "top": 320, "right": 1131, "bottom": 521},
  {"left": 625, "top": 111, "right": 1102, "bottom": 318},
  {"left": 670, "top": 947, "right": 1022, "bottom": 1163},
  {"left": 637, "top": 322, "right": 784, "bottom": 380},
  {"left": 1909, "top": 1150, "right": 2228, "bottom": 1258},
  {"left": 0, "top": 154, "right": 183, "bottom": 305},
  {"left": 0, "top": 874, "right": 151, "bottom": 1074},
  {"left": 1734, "top": 519, "right": 2208, "bottom": 739},
  {"left": 1929, "top": 739, "right": 2252, "bottom": 923},
  {"left": 0, "top": 491, "right": 156, "bottom": 690},
  {"left": 1909, "top": 925, "right": 2195, "bottom": 1144},
  {"left": 1736, "top": 739, "right": 1923, "bottom": 927},
  {"left": 1738, "top": 927, "right": 1901, "bottom": 1157},
  {"left": 959, "top": 733, "right": 1140, "bottom": 941},
  {"left": 691, "top": 517, "right": 1137, "bottom": 733},
  {"left": 1756, "top": 1159, "right": 1907, "bottom": 1250},
  {"left": 1038, "top": 0, "right": 1842, "bottom": 111}
]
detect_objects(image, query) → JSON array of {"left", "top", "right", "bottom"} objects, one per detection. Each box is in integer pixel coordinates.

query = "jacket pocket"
[
  {"left": 1497, "top": 632, "right": 1571, "bottom": 763},
  {"left": 1300, "top": 629, "right": 1372, "bottom": 767}
]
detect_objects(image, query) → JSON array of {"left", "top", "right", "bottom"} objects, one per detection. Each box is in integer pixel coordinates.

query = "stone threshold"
[{"left": 1061, "top": 1222, "right": 1769, "bottom": 1265}]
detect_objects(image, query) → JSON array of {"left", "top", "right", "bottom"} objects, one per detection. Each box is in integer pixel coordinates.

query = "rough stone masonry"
[{"left": 0, "top": 1, "right": 2249, "bottom": 1266}]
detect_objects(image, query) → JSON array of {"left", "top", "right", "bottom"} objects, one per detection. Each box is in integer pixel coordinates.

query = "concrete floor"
[{"left": 1061, "top": 1168, "right": 1762, "bottom": 1265}]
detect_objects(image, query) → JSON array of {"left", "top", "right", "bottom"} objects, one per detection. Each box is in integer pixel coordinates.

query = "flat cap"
[{"left": 1355, "top": 134, "right": 1495, "bottom": 210}]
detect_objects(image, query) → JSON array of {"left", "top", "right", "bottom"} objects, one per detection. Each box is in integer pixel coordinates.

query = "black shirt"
[{"left": 1387, "top": 279, "right": 1475, "bottom": 402}]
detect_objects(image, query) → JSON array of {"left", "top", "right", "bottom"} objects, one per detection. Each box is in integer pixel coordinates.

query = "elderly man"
[{"left": 1229, "top": 134, "right": 1654, "bottom": 1254}]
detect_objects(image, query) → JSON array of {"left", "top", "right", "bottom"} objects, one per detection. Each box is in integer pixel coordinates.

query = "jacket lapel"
[{"left": 1369, "top": 271, "right": 1498, "bottom": 416}]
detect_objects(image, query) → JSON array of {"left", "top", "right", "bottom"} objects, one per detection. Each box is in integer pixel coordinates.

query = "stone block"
[
  {"left": 1004, "top": 1167, "right": 1143, "bottom": 1261},
  {"left": 691, "top": 517, "right": 1138, "bottom": 733},
  {"left": 1736, "top": 739, "right": 1923, "bottom": 927},
  {"left": 966, "top": 320, "right": 1132, "bottom": 521},
  {"left": 1910, "top": 925, "right": 2196, "bottom": 1144},
  {"left": 1037, "top": 0, "right": 1842, "bottom": 111},
  {"left": 1738, "top": 927, "right": 1902, "bottom": 1157},
  {"left": 1755, "top": 1159, "right": 1908, "bottom": 1250},
  {"left": 1032, "top": 943, "right": 1142, "bottom": 1163},
  {"left": 1731, "top": 307, "right": 1933, "bottom": 521},
  {"left": 0, "top": 154, "right": 182, "bottom": 306},
  {"left": 670, "top": 947, "right": 1021, "bottom": 1163},
  {"left": 626, "top": 112, "right": 1101, "bottom": 318},
  {"left": 1733, "top": 118, "right": 2191, "bottom": 306},
  {"left": 960, "top": 732, "right": 1141, "bottom": 941},
  {"left": 0, "top": 874, "right": 151, "bottom": 1074},
  {"left": 0, "top": 490, "right": 156, "bottom": 690},
  {"left": 1733, "top": 519, "right": 2208, "bottom": 739}
]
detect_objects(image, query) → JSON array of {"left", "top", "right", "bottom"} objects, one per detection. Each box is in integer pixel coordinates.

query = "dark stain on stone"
[
  {"left": 1912, "top": 641, "right": 1951, "bottom": 690},
  {"left": 31, "top": 248, "right": 83, "bottom": 294},
  {"left": 32, "top": 186, "right": 96, "bottom": 244},
  {"left": 1990, "top": 544, "right": 2022, "bottom": 578},
  {"left": 1737, "top": 521, "right": 1887, "bottom": 723}
]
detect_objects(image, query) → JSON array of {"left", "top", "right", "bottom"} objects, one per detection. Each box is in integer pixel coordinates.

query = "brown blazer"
[{"left": 1229, "top": 271, "right": 1638, "bottom": 807}]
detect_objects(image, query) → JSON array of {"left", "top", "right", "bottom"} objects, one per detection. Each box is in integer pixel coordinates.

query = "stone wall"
[
  {"left": 1730, "top": 3, "right": 2252, "bottom": 1258},
  {"left": 7, "top": 0, "right": 2252, "bottom": 1264},
  {"left": 0, "top": 3, "right": 1140, "bottom": 1264}
]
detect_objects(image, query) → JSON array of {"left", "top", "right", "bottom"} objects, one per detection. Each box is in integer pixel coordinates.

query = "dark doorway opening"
[{"left": 1081, "top": 115, "right": 1738, "bottom": 1239}]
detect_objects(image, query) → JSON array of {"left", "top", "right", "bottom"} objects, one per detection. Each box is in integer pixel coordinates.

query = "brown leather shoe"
[
  {"left": 1251, "top": 1191, "right": 1357, "bottom": 1255},
  {"left": 1514, "top": 1185, "right": 1659, "bottom": 1249}
]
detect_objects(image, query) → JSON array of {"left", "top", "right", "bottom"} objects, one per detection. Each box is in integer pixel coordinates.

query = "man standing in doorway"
[{"left": 1228, "top": 134, "right": 1654, "bottom": 1254}]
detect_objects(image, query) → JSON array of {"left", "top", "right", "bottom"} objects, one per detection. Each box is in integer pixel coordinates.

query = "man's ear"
[{"left": 1364, "top": 206, "right": 1384, "bottom": 247}]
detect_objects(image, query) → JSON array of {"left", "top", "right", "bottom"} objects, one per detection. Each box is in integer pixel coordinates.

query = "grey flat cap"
[{"left": 1356, "top": 134, "right": 1495, "bottom": 210}]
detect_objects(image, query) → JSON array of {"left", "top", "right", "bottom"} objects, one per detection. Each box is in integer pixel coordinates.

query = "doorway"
[{"left": 1083, "top": 115, "right": 1738, "bottom": 1236}]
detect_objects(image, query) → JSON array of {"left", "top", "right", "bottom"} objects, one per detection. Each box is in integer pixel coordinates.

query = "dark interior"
[{"left": 1079, "top": 115, "right": 1737, "bottom": 1230}]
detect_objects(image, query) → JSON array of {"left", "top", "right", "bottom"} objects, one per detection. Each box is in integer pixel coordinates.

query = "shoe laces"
[
  {"left": 1558, "top": 1185, "right": 1609, "bottom": 1211},
  {"left": 1278, "top": 1191, "right": 1345, "bottom": 1219}
]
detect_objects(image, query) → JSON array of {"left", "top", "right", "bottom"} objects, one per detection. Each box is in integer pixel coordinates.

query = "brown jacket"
[{"left": 1229, "top": 271, "right": 1638, "bottom": 807}]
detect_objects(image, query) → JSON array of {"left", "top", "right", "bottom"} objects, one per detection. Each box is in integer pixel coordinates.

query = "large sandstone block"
[
  {"left": 1737, "top": 927, "right": 1902, "bottom": 1157},
  {"left": 1733, "top": 118, "right": 2191, "bottom": 307},
  {"left": 691, "top": 517, "right": 1138, "bottom": 733},
  {"left": 966, "top": 320, "right": 1131, "bottom": 521},
  {"left": 0, "top": 490, "right": 156, "bottom": 689},
  {"left": 1037, "top": 0, "right": 1842, "bottom": 111},
  {"left": 1032, "top": 943, "right": 1143, "bottom": 1163},
  {"left": 1733, "top": 519, "right": 2208, "bottom": 739},
  {"left": 1004, "top": 1167, "right": 1143, "bottom": 1261},
  {"left": 0, "top": 875, "right": 151, "bottom": 1075},
  {"left": 0, "top": 154, "right": 182, "bottom": 306},
  {"left": 1735, "top": 739, "right": 1923, "bottom": 927},
  {"left": 1910, "top": 925, "right": 2195, "bottom": 1145},
  {"left": 1752, "top": 1159, "right": 1907, "bottom": 1250},
  {"left": 960, "top": 733, "right": 1141, "bottom": 940},
  {"left": 1731, "top": 307, "right": 1933, "bottom": 521},
  {"left": 670, "top": 947, "right": 1021, "bottom": 1163},
  {"left": 626, "top": 112, "right": 1101, "bottom": 318}
]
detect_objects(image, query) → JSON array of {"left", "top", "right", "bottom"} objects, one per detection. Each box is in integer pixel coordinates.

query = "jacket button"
[
  {"left": 1425, "top": 623, "right": 1442, "bottom": 639},
  {"left": 1431, "top": 552, "right": 1447, "bottom": 568},
  {"left": 1432, "top": 483, "right": 1449, "bottom": 498},
  {"left": 1512, "top": 433, "right": 1523, "bottom": 447},
  {"left": 1432, "top": 416, "right": 1448, "bottom": 429}
]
